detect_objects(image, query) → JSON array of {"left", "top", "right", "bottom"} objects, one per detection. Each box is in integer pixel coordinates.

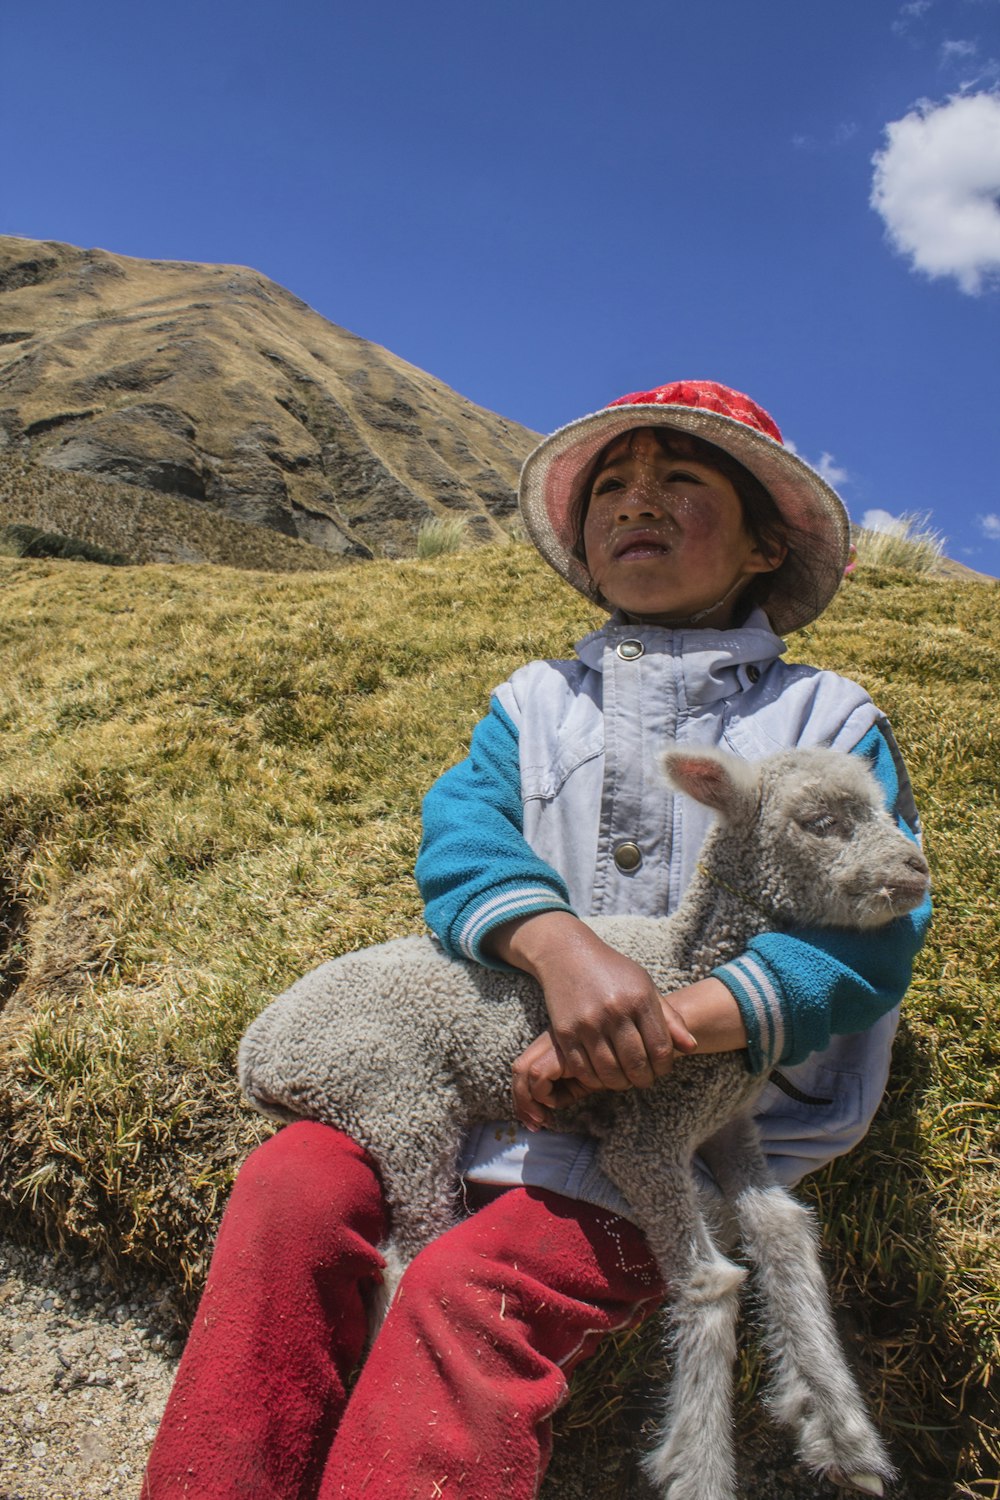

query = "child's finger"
[
  {"left": 631, "top": 1006, "right": 679, "bottom": 1080},
  {"left": 511, "top": 1032, "right": 565, "bottom": 1130},
  {"left": 659, "top": 1000, "right": 698, "bottom": 1054},
  {"left": 602, "top": 1022, "right": 659, "bottom": 1089}
]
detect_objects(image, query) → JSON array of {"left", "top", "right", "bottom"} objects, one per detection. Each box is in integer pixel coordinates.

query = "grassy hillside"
[
  {"left": 0, "top": 235, "right": 535, "bottom": 556},
  {"left": 0, "top": 546, "right": 996, "bottom": 1497},
  {"left": 0, "top": 449, "right": 347, "bottom": 570}
]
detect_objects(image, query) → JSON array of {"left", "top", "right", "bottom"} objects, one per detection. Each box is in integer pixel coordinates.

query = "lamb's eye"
[{"left": 800, "top": 812, "right": 838, "bottom": 836}]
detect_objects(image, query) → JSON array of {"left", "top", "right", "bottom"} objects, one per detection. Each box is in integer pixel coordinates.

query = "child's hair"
[{"left": 570, "top": 428, "right": 833, "bottom": 625}]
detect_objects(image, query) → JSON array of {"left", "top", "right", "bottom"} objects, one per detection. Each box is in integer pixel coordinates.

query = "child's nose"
[{"left": 616, "top": 479, "right": 667, "bottom": 521}]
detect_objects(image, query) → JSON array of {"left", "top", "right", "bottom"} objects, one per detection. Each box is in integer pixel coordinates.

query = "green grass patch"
[{"left": 0, "top": 547, "right": 997, "bottom": 1497}]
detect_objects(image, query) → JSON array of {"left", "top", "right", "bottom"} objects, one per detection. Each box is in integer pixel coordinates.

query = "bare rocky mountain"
[{"left": 0, "top": 236, "right": 538, "bottom": 564}]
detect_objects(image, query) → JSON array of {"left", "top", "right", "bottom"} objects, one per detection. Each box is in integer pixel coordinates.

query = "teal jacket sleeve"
[
  {"left": 416, "top": 697, "right": 575, "bottom": 964},
  {"left": 713, "top": 723, "right": 931, "bottom": 1074}
]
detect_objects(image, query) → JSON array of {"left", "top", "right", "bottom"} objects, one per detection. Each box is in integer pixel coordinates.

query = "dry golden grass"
[
  {"left": 852, "top": 512, "right": 947, "bottom": 575},
  {"left": 416, "top": 513, "right": 469, "bottom": 557},
  {"left": 0, "top": 449, "right": 346, "bottom": 570},
  {"left": 0, "top": 546, "right": 996, "bottom": 1497}
]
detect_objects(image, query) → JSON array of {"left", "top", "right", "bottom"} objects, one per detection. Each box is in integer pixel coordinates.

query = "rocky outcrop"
[{"left": 0, "top": 237, "right": 538, "bottom": 563}]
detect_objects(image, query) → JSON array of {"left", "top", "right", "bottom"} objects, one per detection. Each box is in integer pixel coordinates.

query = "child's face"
[{"left": 581, "top": 428, "right": 781, "bottom": 627}]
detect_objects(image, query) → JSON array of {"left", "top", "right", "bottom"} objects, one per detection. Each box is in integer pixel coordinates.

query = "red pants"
[{"left": 142, "top": 1121, "right": 663, "bottom": 1500}]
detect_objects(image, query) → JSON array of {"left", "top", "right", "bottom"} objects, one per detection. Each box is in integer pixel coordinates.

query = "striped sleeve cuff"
[
  {"left": 456, "top": 882, "right": 575, "bottom": 966},
  {"left": 712, "top": 955, "right": 787, "bottom": 1075}
]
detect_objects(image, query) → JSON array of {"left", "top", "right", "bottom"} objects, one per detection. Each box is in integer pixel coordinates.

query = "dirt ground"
[{"left": 0, "top": 1235, "right": 178, "bottom": 1499}]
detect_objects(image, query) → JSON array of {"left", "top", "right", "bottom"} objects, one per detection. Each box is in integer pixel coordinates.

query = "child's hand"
[
  {"left": 485, "top": 912, "right": 698, "bottom": 1126},
  {"left": 510, "top": 1001, "right": 699, "bottom": 1130},
  {"left": 509, "top": 1029, "right": 591, "bottom": 1129}
]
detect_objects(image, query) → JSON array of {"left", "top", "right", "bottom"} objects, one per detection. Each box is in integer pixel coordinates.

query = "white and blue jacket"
[{"left": 416, "top": 610, "right": 929, "bottom": 1215}]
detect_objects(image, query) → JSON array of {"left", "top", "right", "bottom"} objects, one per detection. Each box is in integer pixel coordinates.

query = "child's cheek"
[
  {"left": 582, "top": 513, "right": 616, "bottom": 567},
  {"left": 669, "top": 494, "right": 721, "bottom": 540}
]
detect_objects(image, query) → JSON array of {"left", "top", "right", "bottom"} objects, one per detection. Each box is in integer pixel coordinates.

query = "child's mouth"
[{"left": 615, "top": 539, "right": 671, "bottom": 561}]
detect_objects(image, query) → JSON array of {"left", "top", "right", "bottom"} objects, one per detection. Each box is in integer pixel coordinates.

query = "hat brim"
[{"left": 518, "top": 403, "right": 851, "bottom": 635}]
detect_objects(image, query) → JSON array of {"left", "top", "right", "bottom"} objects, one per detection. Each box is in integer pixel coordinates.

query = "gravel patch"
[{"left": 0, "top": 1236, "right": 178, "bottom": 1500}]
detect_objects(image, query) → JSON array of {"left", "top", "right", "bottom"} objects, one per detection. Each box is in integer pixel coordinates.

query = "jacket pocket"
[
  {"left": 520, "top": 733, "right": 604, "bottom": 803},
  {"left": 755, "top": 1064, "right": 865, "bottom": 1141}
]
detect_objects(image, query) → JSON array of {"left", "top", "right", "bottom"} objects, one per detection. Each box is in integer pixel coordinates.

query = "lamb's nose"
[{"left": 906, "top": 851, "right": 930, "bottom": 878}]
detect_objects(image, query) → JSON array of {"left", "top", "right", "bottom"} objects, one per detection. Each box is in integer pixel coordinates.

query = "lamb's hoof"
[{"left": 831, "top": 1471, "right": 884, "bottom": 1497}]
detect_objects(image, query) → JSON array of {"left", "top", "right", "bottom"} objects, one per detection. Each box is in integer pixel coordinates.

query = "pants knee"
[{"left": 221, "top": 1122, "right": 386, "bottom": 1264}]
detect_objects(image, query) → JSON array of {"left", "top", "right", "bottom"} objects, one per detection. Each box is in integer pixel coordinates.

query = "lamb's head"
[{"left": 662, "top": 745, "right": 930, "bottom": 931}]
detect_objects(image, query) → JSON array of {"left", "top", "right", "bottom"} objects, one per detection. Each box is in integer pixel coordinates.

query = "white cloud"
[
  {"left": 816, "top": 452, "right": 849, "bottom": 486},
  {"left": 792, "top": 122, "right": 858, "bottom": 151},
  {"left": 941, "top": 38, "right": 978, "bottom": 63},
  {"left": 979, "top": 511, "right": 1000, "bottom": 539},
  {"left": 786, "top": 439, "right": 849, "bottom": 487},
  {"left": 871, "top": 91, "right": 1000, "bottom": 293},
  {"left": 893, "top": 0, "right": 934, "bottom": 37},
  {"left": 860, "top": 509, "right": 910, "bottom": 534}
]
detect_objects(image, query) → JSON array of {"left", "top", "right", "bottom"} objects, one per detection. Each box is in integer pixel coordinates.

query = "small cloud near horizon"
[
  {"left": 785, "top": 438, "right": 849, "bottom": 487},
  {"left": 816, "top": 452, "right": 849, "bottom": 487},
  {"left": 870, "top": 90, "right": 1000, "bottom": 294},
  {"left": 979, "top": 512, "right": 1000, "bottom": 540},
  {"left": 859, "top": 508, "right": 911, "bottom": 534}
]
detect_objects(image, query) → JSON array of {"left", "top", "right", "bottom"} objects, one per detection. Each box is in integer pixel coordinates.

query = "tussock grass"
[
  {"left": 0, "top": 546, "right": 997, "bottom": 1497},
  {"left": 853, "top": 511, "right": 946, "bottom": 574},
  {"left": 0, "top": 450, "right": 346, "bottom": 572},
  {"left": 415, "top": 513, "right": 468, "bottom": 558},
  {"left": 0, "top": 521, "right": 128, "bottom": 566}
]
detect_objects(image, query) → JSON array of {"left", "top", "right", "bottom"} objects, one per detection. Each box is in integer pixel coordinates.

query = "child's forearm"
[
  {"left": 665, "top": 978, "right": 749, "bottom": 1054},
  {"left": 487, "top": 913, "right": 751, "bottom": 1131},
  {"left": 483, "top": 908, "right": 597, "bottom": 978}
]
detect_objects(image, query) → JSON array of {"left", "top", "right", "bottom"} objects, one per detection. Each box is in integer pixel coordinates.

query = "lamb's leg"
[
  {"left": 599, "top": 1138, "right": 745, "bottom": 1500},
  {"left": 368, "top": 1239, "right": 409, "bottom": 1332},
  {"left": 642, "top": 1234, "right": 747, "bottom": 1500},
  {"left": 365, "top": 1128, "right": 465, "bottom": 1334},
  {"left": 701, "top": 1117, "right": 895, "bottom": 1496}
]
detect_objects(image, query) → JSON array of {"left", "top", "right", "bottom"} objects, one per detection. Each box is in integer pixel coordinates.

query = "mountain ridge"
[{"left": 0, "top": 235, "right": 538, "bottom": 565}]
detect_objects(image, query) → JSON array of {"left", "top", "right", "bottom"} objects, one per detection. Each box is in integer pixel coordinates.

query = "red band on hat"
[{"left": 607, "top": 381, "right": 783, "bottom": 445}]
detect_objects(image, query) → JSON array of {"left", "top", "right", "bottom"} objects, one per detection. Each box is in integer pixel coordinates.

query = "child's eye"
[
  {"left": 667, "top": 470, "right": 703, "bottom": 486},
  {"left": 592, "top": 476, "right": 624, "bottom": 496}
]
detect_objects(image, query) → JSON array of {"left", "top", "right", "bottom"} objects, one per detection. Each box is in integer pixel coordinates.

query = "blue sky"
[{"left": 3, "top": 0, "right": 1000, "bottom": 572}]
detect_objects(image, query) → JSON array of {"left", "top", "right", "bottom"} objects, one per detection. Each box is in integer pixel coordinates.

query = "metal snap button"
[
  {"left": 616, "top": 639, "right": 644, "bottom": 660},
  {"left": 746, "top": 664, "right": 761, "bottom": 684},
  {"left": 613, "top": 841, "right": 642, "bottom": 872}
]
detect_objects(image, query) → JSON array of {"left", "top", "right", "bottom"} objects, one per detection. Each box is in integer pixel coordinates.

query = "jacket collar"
[{"left": 574, "top": 608, "right": 787, "bottom": 710}]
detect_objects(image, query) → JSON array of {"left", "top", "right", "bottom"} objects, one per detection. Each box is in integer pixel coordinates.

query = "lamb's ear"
[{"left": 661, "top": 748, "right": 757, "bottom": 821}]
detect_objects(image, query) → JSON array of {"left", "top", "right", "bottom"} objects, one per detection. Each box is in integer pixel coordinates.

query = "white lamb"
[{"left": 238, "top": 745, "right": 929, "bottom": 1500}]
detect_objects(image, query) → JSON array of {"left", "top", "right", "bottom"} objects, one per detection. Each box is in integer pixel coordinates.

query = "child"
[{"left": 143, "top": 380, "right": 928, "bottom": 1500}]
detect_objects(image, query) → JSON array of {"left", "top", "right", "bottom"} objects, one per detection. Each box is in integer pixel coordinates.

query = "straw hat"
[{"left": 518, "top": 380, "right": 851, "bottom": 634}]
